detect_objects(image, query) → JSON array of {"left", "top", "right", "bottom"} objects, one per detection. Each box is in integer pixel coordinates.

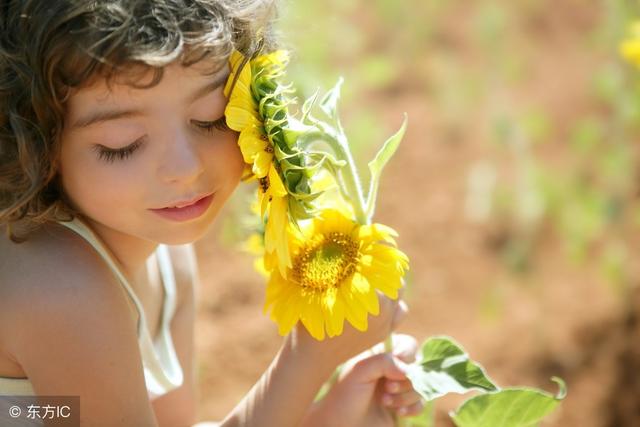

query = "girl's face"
[{"left": 59, "top": 60, "right": 244, "bottom": 245}]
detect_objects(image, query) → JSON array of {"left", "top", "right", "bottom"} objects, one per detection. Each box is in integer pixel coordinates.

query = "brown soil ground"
[{"left": 192, "top": 2, "right": 640, "bottom": 426}]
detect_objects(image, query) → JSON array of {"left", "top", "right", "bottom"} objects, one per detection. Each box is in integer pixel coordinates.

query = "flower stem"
[
  {"left": 384, "top": 333, "right": 394, "bottom": 353},
  {"left": 320, "top": 127, "right": 401, "bottom": 426},
  {"left": 332, "top": 134, "right": 369, "bottom": 225},
  {"left": 310, "top": 119, "right": 369, "bottom": 225}
]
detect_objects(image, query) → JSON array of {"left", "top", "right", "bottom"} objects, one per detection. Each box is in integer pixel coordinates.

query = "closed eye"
[
  {"left": 192, "top": 116, "right": 230, "bottom": 134},
  {"left": 94, "top": 137, "right": 145, "bottom": 163},
  {"left": 93, "top": 116, "right": 230, "bottom": 164}
]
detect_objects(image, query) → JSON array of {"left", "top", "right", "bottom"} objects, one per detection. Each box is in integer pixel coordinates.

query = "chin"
[
  {"left": 147, "top": 196, "right": 225, "bottom": 245},
  {"left": 154, "top": 223, "right": 211, "bottom": 245}
]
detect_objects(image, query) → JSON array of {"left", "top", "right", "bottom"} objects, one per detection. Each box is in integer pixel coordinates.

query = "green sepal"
[
  {"left": 319, "top": 77, "right": 344, "bottom": 128},
  {"left": 301, "top": 89, "right": 320, "bottom": 122}
]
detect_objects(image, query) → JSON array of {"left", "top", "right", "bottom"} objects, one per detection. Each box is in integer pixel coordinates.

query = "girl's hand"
[
  {"left": 302, "top": 333, "right": 425, "bottom": 427},
  {"left": 293, "top": 290, "right": 410, "bottom": 368}
]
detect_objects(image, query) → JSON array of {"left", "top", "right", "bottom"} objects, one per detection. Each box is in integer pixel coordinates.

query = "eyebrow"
[{"left": 72, "top": 70, "right": 230, "bottom": 129}]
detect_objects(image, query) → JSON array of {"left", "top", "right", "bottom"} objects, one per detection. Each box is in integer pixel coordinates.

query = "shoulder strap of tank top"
[
  {"left": 148, "top": 244, "right": 184, "bottom": 392},
  {"left": 155, "top": 244, "right": 178, "bottom": 328},
  {"left": 55, "top": 217, "right": 147, "bottom": 337},
  {"left": 56, "top": 216, "right": 184, "bottom": 393}
]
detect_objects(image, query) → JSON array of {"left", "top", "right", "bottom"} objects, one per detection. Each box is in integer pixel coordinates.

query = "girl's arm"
[
  {"left": 215, "top": 291, "right": 407, "bottom": 427},
  {"left": 218, "top": 327, "right": 336, "bottom": 427}
]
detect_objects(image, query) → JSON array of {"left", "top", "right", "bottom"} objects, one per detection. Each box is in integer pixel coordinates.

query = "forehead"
[{"left": 71, "top": 58, "right": 229, "bottom": 104}]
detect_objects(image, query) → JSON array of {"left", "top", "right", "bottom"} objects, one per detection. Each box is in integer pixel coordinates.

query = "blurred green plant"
[{"left": 464, "top": 0, "right": 639, "bottom": 299}]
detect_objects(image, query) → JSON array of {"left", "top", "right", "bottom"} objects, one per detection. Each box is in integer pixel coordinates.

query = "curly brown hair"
[{"left": 0, "top": 0, "right": 278, "bottom": 242}]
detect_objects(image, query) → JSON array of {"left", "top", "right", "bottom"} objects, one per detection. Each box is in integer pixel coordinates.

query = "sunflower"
[
  {"left": 224, "top": 49, "right": 294, "bottom": 274},
  {"left": 258, "top": 164, "right": 292, "bottom": 275},
  {"left": 263, "top": 208, "right": 409, "bottom": 341},
  {"left": 224, "top": 50, "right": 275, "bottom": 179}
]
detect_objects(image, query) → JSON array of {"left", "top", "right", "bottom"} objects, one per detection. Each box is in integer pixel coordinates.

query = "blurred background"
[{"left": 193, "top": 0, "right": 640, "bottom": 425}]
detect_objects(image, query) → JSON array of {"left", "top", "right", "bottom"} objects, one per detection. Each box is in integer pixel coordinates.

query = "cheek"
[
  {"left": 59, "top": 143, "right": 147, "bottom": 217},
  {"left": 210, "top": 131, "right": 244, "bottom": 184}
]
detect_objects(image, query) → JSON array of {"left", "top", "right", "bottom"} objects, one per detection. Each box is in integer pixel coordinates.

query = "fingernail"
[
  {"left": 388, "top": 382, "right": 399, "bottom": 392},
  {"left": 382, "top": 394, "right": 393, "bottom": 406},
  {"left": 392, "top": 358, "right": 410, "bottom": 374},
  {"left": 398, "top": 407, "right": 408, "bottom": 416}
]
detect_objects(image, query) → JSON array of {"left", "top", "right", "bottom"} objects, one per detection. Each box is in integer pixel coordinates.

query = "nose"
[{"left": 159, "top": 125, "right": 205, "bottom": 184}]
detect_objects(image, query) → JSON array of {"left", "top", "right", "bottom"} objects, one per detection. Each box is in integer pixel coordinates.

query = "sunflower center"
[{"left": 293, "top": 232, "right": 359, "bottom": 292}]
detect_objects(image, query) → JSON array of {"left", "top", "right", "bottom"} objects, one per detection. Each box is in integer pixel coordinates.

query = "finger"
[
  {"left": 383, "top": 378, "right": 415, "bottom": 394},
  {"left": 395, "top": 400, "right": 425, "bottom": 417},
  {"left": 391, "top": 333, "right": 418, "bottom": 363},
  {"left": 390, "top": 299, "right": 409, "bottom": 331},
  {"left": 348, "top": 337, "right": 406, "bottom": 371},
  {"left": 365, "top": 333, "right": 417, "bottom": 362},
  {"left": 381, "top": 389, "right": 424, "bottom": 410},
  {"left": 348, "top": 352, "right": 407, "bottom": 384}
]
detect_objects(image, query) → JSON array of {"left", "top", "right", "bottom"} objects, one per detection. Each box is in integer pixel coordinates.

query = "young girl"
[{"left": 0, "top": 1, "right": 424, "bottom": 426}]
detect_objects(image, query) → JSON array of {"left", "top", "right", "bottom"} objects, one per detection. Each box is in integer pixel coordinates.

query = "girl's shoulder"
[
  {"left": 0, "top": 221, "right": 131, "bottom": 325},
  {"left": 0, "top": 221, "right": 199, "bottom": 320},
  {"left": 0, "top": 222, "right": 159, "bottom": 426},
  {"left": 0, "top": 221, "right": 199, "bottom": 327},
  {"left": 1, "top": 220, "right": 97, "bottom": 276}
]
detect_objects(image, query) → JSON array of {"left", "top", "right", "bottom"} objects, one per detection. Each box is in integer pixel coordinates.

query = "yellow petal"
[
  {"left": 350, "top": 273, "right": 379, "bottom": 315},
  {"left": 358, "top": 223, "right": 399, "bottom": 246},
  {"left": 361, "top": 245, "right": 409, "bottom": 274},
  {"left": 238, "top": 128, "right": 267, "bottom": 163},
  {"left": 225, "top": 102, "right": 260, "bottom": 131},
  {"left": 300, "top": 294, "right": 325, "bottom": 340},
  {"left": 323, "top": 287, "right": 345, "bottom": 337},
  {"left": 259, "top": 186, "right": 269, "bottom": 219},
  {"left": 253, "top": 150, "right": 274, "bottom": 178},
  {"left": 339, "top": 285, "right": 368, "bottom": 331},
  {"left": 223, "top": 50, "right": 248, "bottom": 97},
  {"left": 358, "top": 265, "right": 402, "bottom": 299},
  {"left": 350, "top": 271, "right": 370, "bottom": 295},
  {"left": 252, "top": 50, "right": 290, "bottom": 77},
  {"left": 268, "top": 166, "right": 288, "bottom": 197},
  {"left": 264, "top": 272, "right": 287, "bottom": 313},
  {"left": 277, "top": 292, "right": 302, "bottom": 336},
  {"left": 312, "top": 208, "right": 355, "bottom": 238},
  {"left": 265, "top": 196, "right": 292, "bottom": 276}
]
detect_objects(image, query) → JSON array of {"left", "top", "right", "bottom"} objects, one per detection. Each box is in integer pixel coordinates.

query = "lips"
[
  {"left": 149, "top": 193, "right": 215, "bottom": 222},
  {"left": 158, "top": 192, "right": 212, "bottom": 210}
]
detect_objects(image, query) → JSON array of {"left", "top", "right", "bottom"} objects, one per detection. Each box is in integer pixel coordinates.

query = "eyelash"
[
  {"left": 192, "top": 116, "right": 230, "bottom": 134},
  {"left": 95, "top": 116, "right": 230, "bottom": 163},
  {"left": 95, "top": 138, "right": 144, "bottom": 164}
]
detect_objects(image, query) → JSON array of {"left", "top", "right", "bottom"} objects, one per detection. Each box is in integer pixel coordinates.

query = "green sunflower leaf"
[
  {"left": 450, "top": 378, "right": 566, "bottom": 427},
  {"left": 404, "top": 336, "right": 498, "bottom": 402},
  {"left": 365, "top": 114, "right": 407, "bottom": 219}
]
